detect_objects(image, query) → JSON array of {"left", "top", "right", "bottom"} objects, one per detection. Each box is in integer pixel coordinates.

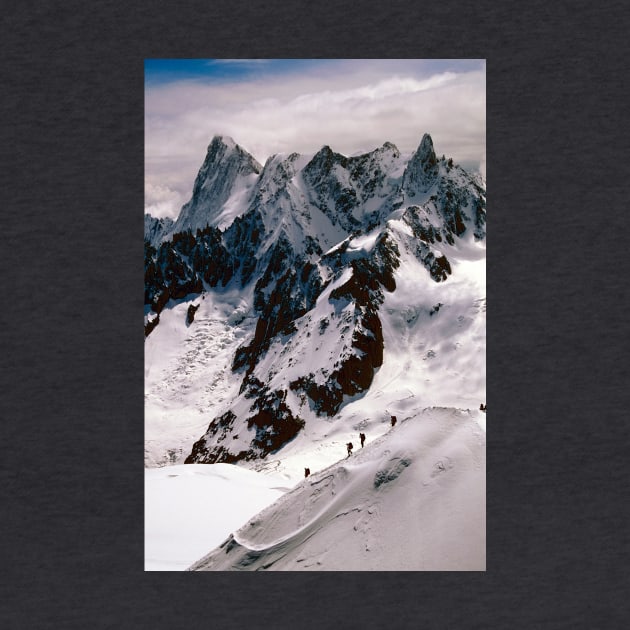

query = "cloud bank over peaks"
[{"left": 145, "top": 60, "right": 485, "bottom": 219}]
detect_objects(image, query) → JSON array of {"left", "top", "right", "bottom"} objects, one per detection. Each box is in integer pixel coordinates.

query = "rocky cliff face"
[{"left": 145, "top": 133, "right": 486, "bottom": 464}]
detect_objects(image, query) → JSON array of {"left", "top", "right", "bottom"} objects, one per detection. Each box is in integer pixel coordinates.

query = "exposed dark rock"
[
  {"left": 144, "top": 224, "right": 238, "bottom": 335},
  {"left": 144, "top": 313, "right": 160, "bottom": 338},
  {"left": 429, "top": 253, "right": 451, "bottom": 282},
  {"left": 185, "top": 410, "right": 238, "bottom": 463},
  {"left": 473, "top": 194, "right": 487, "bottom": 240},
  {"left": 234, "top": 244, "right": 325, "bottom": 377},
  {"left": 223, "top": 209, "right": 266, "bottom": 286},
  {"left": 186, "top": 303, "right": 199, "bottom": 325},
  {"left": 302, "top": 144, "right": 396, "bottom": 233},
  {"left": 287, "top": 234, "right": 396, "bottom": 416},
  {"left": 144, "top": 214, "right": 174, "bottom": 248},
  {"left": 185, "top": 389, "right": 305, "bottom": 464}
]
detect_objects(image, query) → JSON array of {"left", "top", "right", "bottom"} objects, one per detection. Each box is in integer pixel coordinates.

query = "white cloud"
[
  {"left": 144, "top": 181, "right": 187, "bottom": 219},
  {"left": 145, "top": 60, "right": 485, "bottom": 219}
]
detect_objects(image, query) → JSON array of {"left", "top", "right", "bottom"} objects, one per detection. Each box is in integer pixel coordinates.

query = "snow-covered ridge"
[
  {"left": 187, "top": 407, "right": 485, "bottom": 571},
  {"left": 145, "top": 462, "right": 288, "bottom": 570},
  {"left": 145, "top": 133, "right": 483, "bottom": 248}
]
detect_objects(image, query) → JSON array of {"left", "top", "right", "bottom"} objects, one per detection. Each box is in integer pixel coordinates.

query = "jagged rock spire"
[
  {"left": 171, "top": 136, "right": 262, "bottom": 235},
  {"left": 402, "top": 133, "right": 439, "bottom": 196},
  {"left": 416, "top": 133, "right": 436, "bottom": 163}
]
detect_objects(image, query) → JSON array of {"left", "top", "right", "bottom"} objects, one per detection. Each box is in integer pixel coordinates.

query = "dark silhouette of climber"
[
  {"left": 391, "top": 415, "right": 397, "bottom": 427},
  {"left": 360, "top": 432, "right": 366, "bottom": 448},
  {"left": 346, "top": 442, "right": 353, "bottom": 457},
  {"left": 480, "top": 403, "right": 486, "bottom": 412},
  {"left": 304, "top": 467, "right": 310, "bottom": 478}
]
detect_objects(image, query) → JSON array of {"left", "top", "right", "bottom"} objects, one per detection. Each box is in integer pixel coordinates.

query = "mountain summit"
[
  {"left": 402, "top": 133, "right": 438, "bottom": 197},
  {"left": 145, "top": 134, "right": 486, "bottom": 468},
  {"left": 170, "top": 135, "right": 262, "bottom": 236}
]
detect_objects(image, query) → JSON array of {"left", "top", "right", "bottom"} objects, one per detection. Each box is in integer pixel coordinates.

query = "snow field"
[
  {"left": 144, "top": 288, "right": 256, "bottom": 466},
  {"left": 145, "top": 463, "right": 288, "bottom": 570}
]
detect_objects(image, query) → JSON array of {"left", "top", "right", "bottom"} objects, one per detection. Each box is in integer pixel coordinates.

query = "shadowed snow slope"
[{"left": 188, "top": 407, "right": 485, "bottom": 571}]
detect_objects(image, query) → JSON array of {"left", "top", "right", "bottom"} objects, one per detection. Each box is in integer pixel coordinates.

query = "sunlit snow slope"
[{"left": 189, "top": 408, "right": 485, "bottom": 571}]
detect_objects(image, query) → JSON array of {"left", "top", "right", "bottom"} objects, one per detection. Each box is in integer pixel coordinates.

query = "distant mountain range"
[{"left": 144, "top": 133, "right": 486, "bottom": 466}]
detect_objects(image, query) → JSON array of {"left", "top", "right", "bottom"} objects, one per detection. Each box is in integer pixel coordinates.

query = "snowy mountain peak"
[
  {"left": 205, "top": 134, "right": 258, "bottom": 159},
  {"left": 209, "top": 134, "right": 237, "bottom": 150},
  {"left": 169, "top": 135, "right": 263, "bottom": 236},
  {"left": 199, "top": 135, "right": 261, "bottom": 183},
  {"left": 306, "top": 145, "right": 344, "bottom": 172}
]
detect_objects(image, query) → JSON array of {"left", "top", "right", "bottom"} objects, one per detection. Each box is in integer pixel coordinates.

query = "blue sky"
[
  {"left": 145, "top": 59, "right": 485, "bottom": 219},
  {"left": 145, "top": 59, "right": 484, "bottom": 86}
]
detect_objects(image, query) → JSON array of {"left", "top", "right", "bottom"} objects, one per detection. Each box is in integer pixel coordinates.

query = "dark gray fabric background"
[{"left": 2, "top": 1, "right": 628, "bottom": 628}]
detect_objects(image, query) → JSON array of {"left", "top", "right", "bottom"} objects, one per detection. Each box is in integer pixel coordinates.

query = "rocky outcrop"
[
  {"left": 144, "top": 220, "right": 249, "bottom": 325},
  {"left": 184, "top": 387, "right": 306, "bottom": 464},
  {"left": 186, "top": 303, "right": 199, "bottom": 326},
  {"left": 302, "top": 142, "right": 401, "bottom": 233}
]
